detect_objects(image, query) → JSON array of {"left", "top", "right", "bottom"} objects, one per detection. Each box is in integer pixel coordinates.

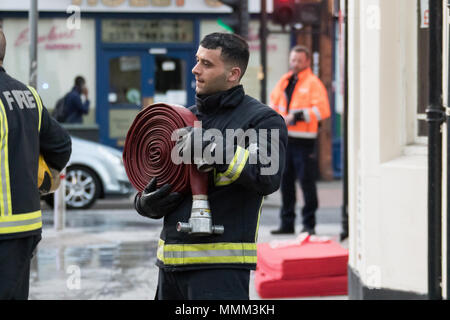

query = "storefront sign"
[
  {"left": 0, "top": 0, "right": 247, "bottom": 13},
  {"left": 102, "top": 19, "right": 193, "bottom": 43},
  {"left": 14, "top": 24, "right": 81, "bottom": 51}
]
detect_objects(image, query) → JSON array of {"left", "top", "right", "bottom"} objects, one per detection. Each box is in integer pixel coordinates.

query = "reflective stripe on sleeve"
[
  {"left": 312, "top": 106, "right": 322, "bottom": 121},
  {"left": 215, "top": 146, "right": 249, "bottom": 187},
  {"left": 0, "top": 210, "right": 42, "bottom": 234},
  {"left": 0, "top": 99, "right": 12, "bottom": 217},
  {"left": 27, "top": 86, "right": 43, "bottom": 132},
  {"left": 157, "top": 240, "right": 257, "bottom": 266}
]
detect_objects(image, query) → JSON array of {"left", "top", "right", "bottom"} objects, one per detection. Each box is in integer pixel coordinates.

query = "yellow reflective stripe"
[
  {"left": 157, "top": 239, "right": 165, "bottom": 262},
  {"left": 215, "top": 146, "right": 249, "bottom": 186},
  {"left": 0, "top": 210, "right": 42, "bottom": 234},
  {"left": 0, "top": 99, "right": 12, "bottom": 217},
  {"left": 255, "top": 198, "right": 264, "bottom": 242},
  {"left": 157, "top": 240, "right": 257, "bottom": 265},
  {"left": 27, "top": 86, "right": 43, "bottom": 132},
  {"left": 164, "top": 256, "right": 257, "bottom": 265},
  {"left": 163, "top": 242, "right": 256, "bottom": 252},
  {"left": 0, "top": 102, "right": 4, "bottom": 217}
]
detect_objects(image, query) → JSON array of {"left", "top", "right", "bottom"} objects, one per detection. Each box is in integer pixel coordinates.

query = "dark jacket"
[
  {"left": 142, "top": 85, "right": 287, "bottom": 271},
  {"left": 64, "top": 86, "right": 90, "bottom": 124},
  {"left": 0, "top": 67, "right": 72, "bottom": 240}
]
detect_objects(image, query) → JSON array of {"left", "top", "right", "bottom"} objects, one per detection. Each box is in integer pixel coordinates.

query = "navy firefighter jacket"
[
  {"left": 138, "top": 85, "right": 288, "bottom": 272},
  {"left": 0, "top": 67, "right": 72, "bottom": 240}
]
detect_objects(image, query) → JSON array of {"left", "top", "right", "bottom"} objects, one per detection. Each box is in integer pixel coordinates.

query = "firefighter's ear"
[{"left": 227, "top": 66, "right": 242, "bottom": 83}]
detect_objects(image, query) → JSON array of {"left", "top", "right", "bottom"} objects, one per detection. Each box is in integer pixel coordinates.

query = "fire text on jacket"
[{"left": 2, "top": 90, "right": 37, "bottom": 111}]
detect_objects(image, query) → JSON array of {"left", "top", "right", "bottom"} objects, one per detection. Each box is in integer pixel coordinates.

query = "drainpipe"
[
  {"left": 427, "top": 0, "right": 444, "bottom": 301},
  {"left": 260, "top": 0, "right": 268, "bottom": 104},
  {"left": 446, "top": 0, "right": 450, "bottom": 301},
  {"left": 340, "top": 0, "right": 348, "bottom": 242}
]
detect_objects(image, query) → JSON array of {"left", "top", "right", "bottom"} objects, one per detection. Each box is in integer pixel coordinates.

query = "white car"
[{"left": 43, "top": 136, "right": 135, "bottom": 209}]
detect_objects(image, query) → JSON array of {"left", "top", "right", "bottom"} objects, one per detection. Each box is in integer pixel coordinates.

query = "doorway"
[{"left": 98, "top": 49, "right": 194, "bottom": 148}]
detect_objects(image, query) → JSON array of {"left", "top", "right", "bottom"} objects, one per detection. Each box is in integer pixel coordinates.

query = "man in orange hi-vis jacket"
[{"left": 270, "top": 45, "right": 330, "bottom": 236}]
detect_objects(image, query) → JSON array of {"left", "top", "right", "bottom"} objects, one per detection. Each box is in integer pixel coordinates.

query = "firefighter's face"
[
  {"left": 192, "top": 46, "right": 239, "bottom": 95},
  {"left": 290, "top": 51, "right": 310, "bottom": 75}
]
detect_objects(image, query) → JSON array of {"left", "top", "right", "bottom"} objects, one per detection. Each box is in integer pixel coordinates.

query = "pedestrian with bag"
[{"left": 61, "top": 76, "right": 90, "bottom": 124}]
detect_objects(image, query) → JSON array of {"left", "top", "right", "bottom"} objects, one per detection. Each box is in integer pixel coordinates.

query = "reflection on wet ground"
[
  {"left": 29, "top": 209, "right": 161, "bottom": 300},
  {"left": 31, "top": 203, "right": 344, "bottom": 300}
]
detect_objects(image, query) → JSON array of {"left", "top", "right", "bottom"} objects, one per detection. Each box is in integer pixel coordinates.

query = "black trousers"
[
  {"left": 0, "top": 235, "right": 41, "bottom": 300},
  {"left": 279, "top": 139, "right": 318, "bottom": 230},
  {"left": 156, "top": 268, "right": 250, "bottom": 300}
]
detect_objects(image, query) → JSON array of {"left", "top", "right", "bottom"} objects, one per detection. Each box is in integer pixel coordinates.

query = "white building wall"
[
  {"left": 348, "top": 0, "right": 428, "bottom": 294},
  {"left": 2, "top": 18, "right": 96, "bottom": 124}
]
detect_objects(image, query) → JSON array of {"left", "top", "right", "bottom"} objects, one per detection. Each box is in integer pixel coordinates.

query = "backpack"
[{"left": 52, "top": 95, "right": 67, "bottom": 123}]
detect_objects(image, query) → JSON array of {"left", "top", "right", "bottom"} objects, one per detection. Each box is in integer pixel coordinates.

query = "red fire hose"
[{"left": 123, "top": 103, "right": 208, "bottom": 196}]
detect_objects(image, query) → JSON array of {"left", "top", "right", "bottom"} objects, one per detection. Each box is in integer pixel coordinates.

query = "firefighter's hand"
[
  {"left": 175, "top": 126, "right": 224, "bottom": 173},
  {"left": 135, "top": 177, "right": 183, "bottom": 219}
]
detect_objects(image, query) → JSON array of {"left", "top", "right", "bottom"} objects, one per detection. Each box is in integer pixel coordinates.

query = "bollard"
[{"left": 54, "top": 168, "right": 66, "bottom": 231}]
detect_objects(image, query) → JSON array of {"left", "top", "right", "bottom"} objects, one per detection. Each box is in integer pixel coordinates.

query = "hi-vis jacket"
[
  {"left": 0, "top": 67, "right": 71, "bottom": 240},
  {"left": 151, "top": 85, "right": 287, "bottom": 271},
  {"left": 270, "top": 67, "right": 331, "bottom": 139}
]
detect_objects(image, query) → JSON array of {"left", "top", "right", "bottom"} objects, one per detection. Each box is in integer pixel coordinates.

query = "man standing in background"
[{"left": 270, "top": 45, "right": 331, "bottom": 236}]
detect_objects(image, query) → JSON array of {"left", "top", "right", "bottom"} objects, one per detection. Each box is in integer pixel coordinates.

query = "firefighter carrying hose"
[
  {"left": 134, "top": 33, "right": 288, "bottom": 300},
  {"left": 0, "top": 31, "right": 72, "bottom": 300}
]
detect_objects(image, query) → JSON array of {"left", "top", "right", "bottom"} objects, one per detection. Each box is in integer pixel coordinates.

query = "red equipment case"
[{"left": 255, "top": 235, "right": 349, "bottom": 298}]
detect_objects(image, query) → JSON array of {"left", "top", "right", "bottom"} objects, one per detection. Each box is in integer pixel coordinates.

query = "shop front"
[
  {"left": 0, "top": 0, "right": 290, "bottom": 150},
  {"left": 97, "top": 17, "right": 197, "bottom": 147}
]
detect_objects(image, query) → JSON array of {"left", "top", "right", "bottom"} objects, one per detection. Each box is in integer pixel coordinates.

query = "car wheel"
[{"left": 64, "top": 165, "right": 101, "bottom": 209}]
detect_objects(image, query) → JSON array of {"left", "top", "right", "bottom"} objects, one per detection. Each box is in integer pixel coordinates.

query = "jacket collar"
[
  {"left": 0, "top": 67, "right": 5, "bottom": 73},
  {"left": 195, "top": 85, "right": 245, "bottom": 115}
]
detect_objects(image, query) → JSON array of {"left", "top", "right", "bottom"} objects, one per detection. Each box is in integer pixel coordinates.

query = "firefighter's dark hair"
[{"left": 200, "top": 32, "right": 249, "bottom": 80}]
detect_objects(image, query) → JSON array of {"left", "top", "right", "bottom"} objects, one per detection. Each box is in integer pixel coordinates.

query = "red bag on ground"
[
  {"left": 255, "top": 268, "right": 348, "bottom": 299},
  {"left": 255, "top": 234, "right": 349, "bottom": 298}
]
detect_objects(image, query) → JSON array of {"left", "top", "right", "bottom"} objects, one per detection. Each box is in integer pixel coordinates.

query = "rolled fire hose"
[{"left": 123, "top": 103, "right": 224, "bottom": 236}]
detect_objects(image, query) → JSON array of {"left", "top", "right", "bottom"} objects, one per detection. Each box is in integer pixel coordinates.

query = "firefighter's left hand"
[{"left": 175, "top": 126, "right": 227, "bottom": 173}]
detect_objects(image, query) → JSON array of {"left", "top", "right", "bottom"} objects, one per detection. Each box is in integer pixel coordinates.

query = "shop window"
[
  {"left": 108, "top": 56, "right": 142, "bottom": 105},
  {"left": 154, "top": 55, "right": 187, "bottom": 106}
]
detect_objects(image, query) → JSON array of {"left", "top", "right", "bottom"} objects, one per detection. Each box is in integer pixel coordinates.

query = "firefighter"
[
  {"left": 134, "top": 33, "right": 288, "bottom": 300},
  {"left": 269, "top": 45, "right": 331, "bottom": 235},
  {"left": 0, "top": 31, "right": 72, "bottom": 300}
]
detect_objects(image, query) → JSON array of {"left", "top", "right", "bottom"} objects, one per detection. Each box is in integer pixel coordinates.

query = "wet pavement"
[
  {"left": 30, "top": 208, "right": 162, "bottom": 300},
  {"left": 29, "top": 181, "right": 347, "bottom": 300},
  {"left": 30, "top": 238, "right": 159, "bottom": 300}
]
